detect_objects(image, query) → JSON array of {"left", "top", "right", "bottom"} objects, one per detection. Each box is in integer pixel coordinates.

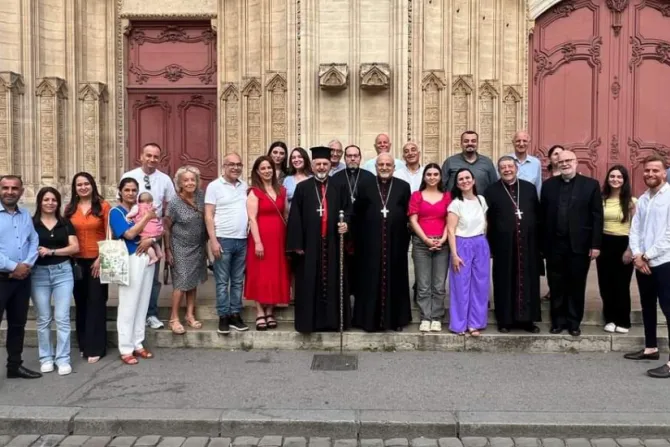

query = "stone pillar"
[
  {"left": 78, "top": 82, "right": 108, "bottom": 182},
  {"left": 0, "top": 72, "right": 25, "bottom": 177},
  {"left": 35, "top": 77, "right": 68, "bottom": 190}
]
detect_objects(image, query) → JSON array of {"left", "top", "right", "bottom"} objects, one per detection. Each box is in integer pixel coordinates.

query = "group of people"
[{"left": 1, "top": 129, "right": 670, "bottom": 380}]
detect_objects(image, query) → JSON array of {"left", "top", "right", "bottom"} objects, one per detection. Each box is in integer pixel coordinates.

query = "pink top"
[
  {"left": 408, "top": 190, "right": 452, "bottom": 237},
  {"left": 127, "top": 202, "right": 163, "bottom": 238}
]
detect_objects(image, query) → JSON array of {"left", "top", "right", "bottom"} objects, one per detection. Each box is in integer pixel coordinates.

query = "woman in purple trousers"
[{"left": 447, "top": 168, "right": 491, "bottom": 336}]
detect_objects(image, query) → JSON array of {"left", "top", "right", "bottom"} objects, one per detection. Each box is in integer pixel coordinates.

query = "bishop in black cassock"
[
  {"left": 352, "top": 153, "right": 412, "bottom": 332},
  {"left": 286, "top": 146, "right": 351, "bottom": 333},
  {"left": 484, "top": 157, "right": 541, "bottom": 333}
]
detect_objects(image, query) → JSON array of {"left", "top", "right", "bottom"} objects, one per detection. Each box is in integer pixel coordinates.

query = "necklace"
[
  {"left": 503, "top": 179, "right": 523, "bottom": 220},
  {"left": 314, "top": 179, "right": 328, "bottom": 217},
  {"left": 376, "top": 178, "right": 394, "bottom": 219},
  {"left": 345, "top": 169, "right": 361, "bottom": 203}
]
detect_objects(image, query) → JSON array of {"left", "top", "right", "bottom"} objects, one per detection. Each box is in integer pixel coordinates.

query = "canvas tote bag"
[{"left": 98, "top": 207, "right": 130, "bottom": 286}]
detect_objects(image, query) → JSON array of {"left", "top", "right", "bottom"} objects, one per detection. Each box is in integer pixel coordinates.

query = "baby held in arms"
[{"left": 127, "top": 191, "right": 163, "bottom": 265}]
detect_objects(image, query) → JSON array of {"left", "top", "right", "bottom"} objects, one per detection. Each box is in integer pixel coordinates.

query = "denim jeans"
[
  {"left": 411, "top": 235, "right": 448, "bottom": 321},
  {"left": 214, "top": 238, "right": 247, "bottom": 316},
  {"left": 146, "top": 239, "right": 162, "bottom": 318},
  {"left": 30, "top": 261, "right": 74, "bottom": 367}
]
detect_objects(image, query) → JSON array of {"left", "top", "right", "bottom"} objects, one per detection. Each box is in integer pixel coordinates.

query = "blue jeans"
[
  {"left": 146, "top": 239, "right": 162, "bottom": 318},
  {"left": 31, "top": 261, "right": 74, "bottom": 366},
  {"left": 214, "top": 238, "right": 247, "bottom": 316}
]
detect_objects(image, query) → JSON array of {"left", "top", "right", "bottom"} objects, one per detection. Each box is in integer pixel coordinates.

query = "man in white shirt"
[
  {"left": 328, "top": 139, "right": 346, "bottom": 176},
  {"left": 625, "top": 154, "right": 670, "bottom": 378},
  {"left": 508, "top": 130, "right": 542, "bottom": 196},
  {"left": 362, "top": 133, "right": 405, "bottom": 173},
  {"left": 394, "top": 141, "right": 424, "bottom": 193},
  {"left": 204, "top": 153, "right": 249, "bottom": 335},
  {"left": 121, "top": 142, "right": 176, "bottom": 330}
]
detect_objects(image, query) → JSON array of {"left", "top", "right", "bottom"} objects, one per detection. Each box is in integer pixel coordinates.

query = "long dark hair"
[
  {"left": 64, "top": 172, "right": 105, "bottom": 219},
  {"left": 287, "top": 147, "right": 313, "bottom": 176},
  {"left": 250, "top": 156, "right": 281, "bottom": 195},
  {"left": 267, "top": 141, "right": 289, "bottom": 175},
  {"left": 547, "top": 145, "right": 564, "bottom": 172},
  {"left": 450, "top": 168, "right": 478, "bottom": 201},
  {"left": 602, "top": 164, "right": 633, "bottom": 223},
  {"left": 33, "top": 187, "right": 65, "bottom": 225},
  {"left": 418, "top": 163, "right": 445, "bottom": 192}
]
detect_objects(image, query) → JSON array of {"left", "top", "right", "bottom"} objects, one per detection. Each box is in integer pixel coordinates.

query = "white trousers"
[{"left": 117, "top": 254, "right": 155, "bottom": 355}]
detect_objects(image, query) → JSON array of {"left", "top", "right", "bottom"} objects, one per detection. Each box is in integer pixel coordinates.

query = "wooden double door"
[{"left": 530, "top": 0, "right": 670, "bottom": 193}]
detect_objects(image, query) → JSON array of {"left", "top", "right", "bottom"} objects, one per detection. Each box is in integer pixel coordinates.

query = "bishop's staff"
[{"left": 338, "top": 210, "right": 345, "bottom": 354}]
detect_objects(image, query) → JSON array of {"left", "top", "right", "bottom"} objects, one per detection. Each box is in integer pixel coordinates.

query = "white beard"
[{"left": 315, "top": 172, "right": 328, "bottom": 181}]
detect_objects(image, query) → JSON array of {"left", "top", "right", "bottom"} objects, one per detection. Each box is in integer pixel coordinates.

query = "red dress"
[{"left": 244, "top": 186, "right": 291, "bottom": 305}]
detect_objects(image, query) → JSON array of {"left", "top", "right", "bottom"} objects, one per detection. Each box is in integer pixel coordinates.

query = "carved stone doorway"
[
  {"left": 529, "top": 0, "right": 670, "bottom": 194},
  {"left": 125, "top": 21, "right": 218, "bottom": 186}
]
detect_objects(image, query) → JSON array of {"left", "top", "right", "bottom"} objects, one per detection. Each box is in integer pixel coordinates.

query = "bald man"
[
  {"left": 362, "top": 133, "right": 405, "bottom": 173},
  {"left": 540, "top": 150, "right": 603, "bottom": 337},
  {"left": 508, "top": 130, "right": 542, "bottom": 195}
]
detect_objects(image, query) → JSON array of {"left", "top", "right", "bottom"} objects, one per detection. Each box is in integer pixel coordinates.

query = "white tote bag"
[{"left": 98, "top": 208, "right": 130, "bottom": 286}]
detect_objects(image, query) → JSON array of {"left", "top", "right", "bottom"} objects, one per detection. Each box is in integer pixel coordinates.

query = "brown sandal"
[
  {"left": 120, "top": 354, "right": 138, "bottom": 365},
  {"left": 133, "top": 348, "right": 153, "bottom": 359},
  {"left": 185, "top": 316, "right": 203, "bottom": 329},
  {"left": 169, "top": 319, "right": 186, "bottom": 335}
]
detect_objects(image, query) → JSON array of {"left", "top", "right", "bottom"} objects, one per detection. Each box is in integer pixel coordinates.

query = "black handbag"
[{"left": 72, "top": 259, "right": 83, "bottom": 281}]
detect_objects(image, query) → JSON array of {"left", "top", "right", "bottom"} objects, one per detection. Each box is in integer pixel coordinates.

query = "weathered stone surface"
[
  {"left": 282, "top": 439, "right": 306, "bottom": 447},
  {"left": 385, "top": 440, "right": 408, "bottom": 447},
  {"left": 360, "top": 440, "right": 384, "bottom": 447},
  {"left": 333, "top": 440, "right": 357, "bottom": 447},
  {"left": 308, "top": 440, "right": 330, "bottom": 447},
  {"left": 136, "top": 437, "right": 162, "bottom": 447},
  {"left": 207, "top": 439, "right": 231, "bottom": 447},
  {"left": 615, "top": 440, "right": 642, "bottom": 447},
  {"left": 540, "top": 439, "right": 564, "bottom": 447},
  {"left": 0, "top": 406, "right": 79, "bottom": 435},
  {"left": 589, "top": 439, "right": 617, "bottom": 447},
  {"left": 643, "top": 441, "right": 670, "bottom": 447},
  {"left": 108, "top": 438, "right": 137, "bottom": 447},
  {"left": 32, "top": 436, "right": 65, "bottom": 447},
  {"left": 182, "top": 438, "right": 210, "bottom": 447},
  {"left": 0, "top": 437, "right": 13, "bottom": 447},
  {"left": 438, "top": 439, "right": 462, "bottom": 447},
  {"left": 410, "top": 440, "right": 437, "bottom": 447},
  {"left": 258, "top": 437, "right": 283, "bottom": 447},
  {"left": 233, "top": 438, "right": 259, "bottom": 447},
  {"left": 488, "top": 438, "right": 513, "bottom": 447},
  {"left": 461, "top": 439, "right": 488, "bottom": 447},
  {"left": 565, "top": 439, "right": 591, "bottom": 447},
  {"left": 60, "top": 437, "right": 91, "bottom": 447},
  {"left": 513, "top": 439, "right": 539, "bottom": 447},
  {"left": 82, "top": 438, "right": 112, "bottom": 447},
  {"left": 6, "top": 436, "right": 40, "bottom": 447},
  {"left": 157, "top": 438, "right": 186, "bottom": 447}
]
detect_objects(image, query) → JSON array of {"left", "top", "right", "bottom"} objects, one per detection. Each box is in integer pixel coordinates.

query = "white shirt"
[
  {"left": 362, "top": 156, "right": 405, "bottom": 174},
  {"left": 394, "top": 165, "right": 425, "bottom": 193},
  {"left": 121, "top": 167, "right": 176, "bottom": 217},
  {"left": 448, "top": 195, "right": 488, "bottom": 237},
  {"left": 204, "top": 177, "right": 249, "bottom": 239},
  {"left": 629, "top": 183, "right": 670, "bottom": 267}
]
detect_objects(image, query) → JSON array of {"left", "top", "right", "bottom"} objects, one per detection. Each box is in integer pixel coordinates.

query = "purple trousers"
[{"left": 449, "top": 235, "right": 490, "bottom": 333}]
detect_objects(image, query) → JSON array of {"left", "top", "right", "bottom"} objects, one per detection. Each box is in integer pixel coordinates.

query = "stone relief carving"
[
  {"left": 360, "top": 63, "right": 390, "bottom": 90},
  {"left": 36, "top": 77, "right": 68, "bottom": 185},
  {"left": 319, "top": 64, "right": 348, "bottom": 90},
  {"left": 266, "top": 74, "right": 288, "bottom": 143},
  {"left": 611, "top": 76, "right": 621, "bottom": 99},
  {"left": 554, "top": 1, "right": 576, "bottom": 18},
  {"left": 610, "top": 134, "right": 620, "bottom": 160},
  {"left": 119, "top": 0, "right": 217, "bottom": 18},
  {"left": 0, "top": 72, "right": 24, "bottom": 177},
  {"left": 606, "top": 0, "right": 629, "bottom": 36},
  {"left": 242, "top": 78, "right": 262, "bottom": 173},
  {"left": 452, "top": 76, "right": 474, "bottom": 153},
  {"left": 658, "top": 43, "right": 670, "bottom": 65},
  {"left": 478, "top": 81, "right": 499, "bottom": 158},
  {"left": 503, "top": 85, "right": 523, "bottom": 154},
  {"left": 407, "top": 0, "right": 413, "bottom": 140},
  {"left": 421, "top": 71, "right": 446, "bottom": 91},
  {"left": 221, "top": 83, "right": 240, "bottom": 155},
  {"left": 78, "top": 82, "right": 108, "bottom": 179},
  {"left": 421, "top": 71, "right": 445, "bottom": 163}
]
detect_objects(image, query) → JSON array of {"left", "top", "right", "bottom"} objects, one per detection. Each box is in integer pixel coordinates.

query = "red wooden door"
[{"left": 530, "top": 0, "right": 670, "bottom": 194}]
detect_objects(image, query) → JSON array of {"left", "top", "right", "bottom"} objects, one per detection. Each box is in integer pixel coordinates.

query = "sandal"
[
  {"left": 133, "top": 348, "right": 153, "bottom": 359},
  {"left": 169, "top": 319, "right": 186, "bottom": 335},
  {"left": 469, "top": 329, "right": 481, "bottom": 337},
  {"left": 120, "top": 354, "right": 138, "bottom": 365},
  {"left": 265, "top": 314, "right": 278, "bottom": 329},
  {"left": 256, "top": 316, "right": 268, "bottom": 331},
  {"left": 185, "top": 316, "right": 203, "bottom": 329},
  {"left": 88, "top": 356, "right": 101, "bottom": 364}
]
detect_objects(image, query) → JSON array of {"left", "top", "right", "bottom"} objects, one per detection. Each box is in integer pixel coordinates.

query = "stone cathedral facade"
[{"left": 1, "top": 0, "right": 669, "bottom": 200}]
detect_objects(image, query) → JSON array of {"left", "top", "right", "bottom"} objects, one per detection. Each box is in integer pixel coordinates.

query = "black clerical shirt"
[{"left": 556, "top": 176, "right": 576, "bottom": 238}]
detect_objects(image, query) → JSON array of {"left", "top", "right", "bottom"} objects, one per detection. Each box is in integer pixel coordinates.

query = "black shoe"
[
  {"left": 217, "top": 316, "right": 230, "bottom": 335},
  {"left": 647, "top": 364, "right": 670, "bottom": 378},
  {"left": 498, "top": 327, "right": 510, "bottom": 334},
  {"left": 624, "top": 349, "right": 660, "bottom": 360},
  {"left": 7, "top": 366, "right": 42, "bottom": 379},
  {"left": 229, "top": 313, "right": 249, "bottom": 332},
  {"left": 569, "top": 328, "right": 581, "bottom": 337},
  {"left": 550, "top": 327, "right": 563, "bottom": 334},
  {"left": 525, "top": 325, "right": 541, "bottom": 334}
]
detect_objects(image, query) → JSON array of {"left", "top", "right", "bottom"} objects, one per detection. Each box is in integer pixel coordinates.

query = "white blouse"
[{"left": 447, "top": 195, "right": 488, "bottom": 237}]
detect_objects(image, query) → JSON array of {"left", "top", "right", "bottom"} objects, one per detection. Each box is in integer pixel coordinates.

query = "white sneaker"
[
  {"left": 604, "top": 323, "right": 616, "bottom": 333},
  {"left": 40, "top": 362, "right": 54, "bottom": 373},
  {"left": 419, "top": 321, "right": 431, "bottom": 332},
  {"left": 146, "top": 316, "right": 164, "bottom": 329},
  {"left": 615, "top": 326, "right": 629, "bottom": 334},
  {"left": 430, "top": 321, "right": 442, "bottom": 332},
  {"left": 58, "top": 364, "right": 72, "bottom": 376}
]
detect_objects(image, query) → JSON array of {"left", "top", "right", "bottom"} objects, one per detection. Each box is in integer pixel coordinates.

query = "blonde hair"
[{"left": 174, "top": 165, "right": 201, "bottom": 192}]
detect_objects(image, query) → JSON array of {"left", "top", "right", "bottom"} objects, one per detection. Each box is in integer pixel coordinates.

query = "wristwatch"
[
  {"left": 51, "top": 249, "right": 56, "bottom": 256},
  {"left": 151, "top": 237, "right": 157, "bottom": 244},
  {"left": 642, "top": 254, "right": 649, "bottom": 262}
]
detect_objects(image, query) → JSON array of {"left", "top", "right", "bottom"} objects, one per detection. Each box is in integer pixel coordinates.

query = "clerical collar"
[
  {"left": 503, "top": 179, "right": 517, "bottom": 189},
  {"left": 562, "top": 174, "right": 577, "bottom": 183},
  {"left": 314, "top": 177, "right": 328, "bottom": 184}
]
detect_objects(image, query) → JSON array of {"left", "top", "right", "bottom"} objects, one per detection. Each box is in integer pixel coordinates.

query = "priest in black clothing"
[
  {"left": 352, "top": 153, "right": 412, "bottom": 332},
  {"left": 286, "top": 146, "right": 351, "bottom": 333},
  {"left": 484, "top": 156, "right": 541, "bottom": 333}
]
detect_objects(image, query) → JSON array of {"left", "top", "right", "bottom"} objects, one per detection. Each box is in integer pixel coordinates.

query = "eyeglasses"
[
  {"left": 143, "top": 175, "right": 151, "bottom": 190},
  {"left": 224, "top": 163, "right": 244, "bottom": 169}
]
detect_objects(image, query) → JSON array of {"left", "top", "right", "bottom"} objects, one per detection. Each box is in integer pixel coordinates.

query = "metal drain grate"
[{"left": 310, "top": 354, "right": 358, "bottom": 371}]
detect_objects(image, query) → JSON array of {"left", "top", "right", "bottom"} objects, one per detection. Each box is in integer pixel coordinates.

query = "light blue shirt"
[
  {"left": 666, "top": 168, "right": 670, "bottom": 182},
  {"left": 0, "top": 204, "right": 39, "bottom": 272},
  {"left": 510, "top": 153, "right": 542, "bottom": 196},
  {"left": 629, "top": 183, "right": 670, "bottom": 267},
  {"left": 362, "top": 156, "right": 405, "bottom": 174},
  {"left": 283, "top": 174, "right": 312, "bottom": 206},
  {"left": 329, "top": 162, "right": 346, "bottom": 176}
]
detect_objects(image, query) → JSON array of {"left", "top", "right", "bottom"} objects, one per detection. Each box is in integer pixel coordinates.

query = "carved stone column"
[
  {"left": 0, "top": 72, "right": 25, "bottom": 177},
  {"left": 78, "top": 82, "right": 108, "bottom": 182},
  {"left": 35, "top": 77, "right": 68, "bottom": 189}
]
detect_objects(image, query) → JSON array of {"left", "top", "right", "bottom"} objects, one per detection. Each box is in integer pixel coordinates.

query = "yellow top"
[{"left": 603, "top": 197, "right": 637, "bottom": 236}]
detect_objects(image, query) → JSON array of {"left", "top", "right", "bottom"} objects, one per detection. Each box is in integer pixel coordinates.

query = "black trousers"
[
  {"left": 73, "top": 258, "right": 109, "bottom": 358},
  {"left": 595, "top": 234, "right": 633, "bottom": 328},
  {"left": 636, "top": 261, "right": 670, "bottom": 356},
  {"left": 0, "top": 276, "right": 31, "bottom": 369},
  {"left": 547, "top": 242, "right": 591, "bottom": 330}
]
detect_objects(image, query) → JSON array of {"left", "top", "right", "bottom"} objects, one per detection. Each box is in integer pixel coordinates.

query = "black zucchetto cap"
[{"left": 310, "top": 146, "right": 332, "bottom": 161}]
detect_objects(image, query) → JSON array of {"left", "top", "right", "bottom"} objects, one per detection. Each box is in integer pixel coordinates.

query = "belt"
[{"left": 0, "top": 272, "right": 11, "bottom": 280}]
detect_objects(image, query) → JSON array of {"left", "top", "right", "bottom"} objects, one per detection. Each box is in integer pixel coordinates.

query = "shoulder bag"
[{"left": 97, "top": 207, "right": 130, "bottom": 286}]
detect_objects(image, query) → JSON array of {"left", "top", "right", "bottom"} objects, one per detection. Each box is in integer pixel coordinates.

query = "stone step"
[
  {"left": 3, "top": 321, "right": 667, "bottom": 354},
  {"left": 24, "top": 301, "right": 665, "bottom": 327}
]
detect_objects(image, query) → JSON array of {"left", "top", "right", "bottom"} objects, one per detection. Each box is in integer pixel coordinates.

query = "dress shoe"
[
  {"left": 569, "top": 328, "right": 581, "bottom": 337},
  {"left": 624, "top": 349, "right": 660, "bottom": 360},
  {"left": 647, "top": 364, "right": 670, "bottom": 378},
  {"left": 7, "top": 366, "right": 42, "bottom": 379},
  {"left": 550, "top": 327, "right": 563, "bottom": 334},
  {"left": 525, "top": 325, "right": 541, "bottom": 334},
  {"left": 498, "top": 327, "right": 510, "bottom": 334}
]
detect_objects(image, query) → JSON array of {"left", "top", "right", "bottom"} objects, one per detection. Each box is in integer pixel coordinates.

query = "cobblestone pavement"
[{"left": 1, "top": 436, "right": 669, "bottom": 447}]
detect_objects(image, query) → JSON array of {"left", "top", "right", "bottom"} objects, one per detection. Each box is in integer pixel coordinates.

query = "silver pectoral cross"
[
  {"left": 515, "top": 208, "right": 523, "bottom": 220},
  {"left": 351, "top": 195, "right": 356, "bottom": 204},
  {"left": 381, "top": 207, "right": 389, "bottom": 219},
  {"left": 317, "top": 205, "right": 324, "bottom": 217}
]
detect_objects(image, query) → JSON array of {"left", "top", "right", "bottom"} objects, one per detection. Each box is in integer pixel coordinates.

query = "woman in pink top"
[{"left": 408, "top": 163, "right": 452, "bottom": 332}]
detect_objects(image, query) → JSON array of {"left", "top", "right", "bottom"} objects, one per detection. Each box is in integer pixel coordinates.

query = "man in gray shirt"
[{"left": 442, "top": 130, "right": 498, "bottom": 193}]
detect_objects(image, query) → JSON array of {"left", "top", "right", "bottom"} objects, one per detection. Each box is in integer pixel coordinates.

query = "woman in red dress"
[{"left": 245, "top": 155, "right": 291, "bottom": 330}]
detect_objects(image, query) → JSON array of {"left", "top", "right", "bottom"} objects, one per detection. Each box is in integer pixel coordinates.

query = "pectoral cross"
[
  {"left": 515, "top": 208, "right": 523, "bottom": 220},
  {"left": 351, "top": 195, "right": 356, "bottom": 204},
  {"left": 317, "top": 205, "right": 324, "bottom": 217},
  {"left": 381, "top": 207, "right": 389, "bottom": 219}
]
